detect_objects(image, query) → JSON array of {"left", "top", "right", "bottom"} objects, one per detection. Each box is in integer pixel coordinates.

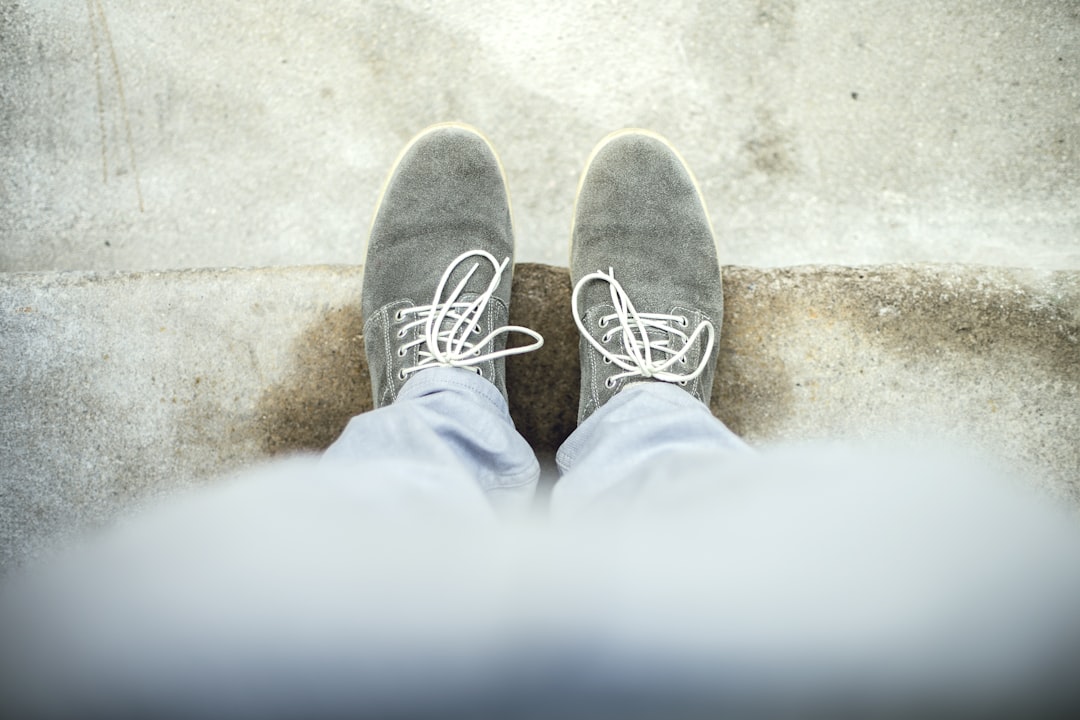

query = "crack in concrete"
[{"left": 85, "top": 0, "right": 144, "bottom": 212}]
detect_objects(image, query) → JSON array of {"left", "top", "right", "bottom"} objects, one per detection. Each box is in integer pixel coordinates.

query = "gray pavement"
[
  {"left": 2, "top": 263, "right": 1078, "bottom": 571},
  {"left": 2, "top": 0, "right": 1079, "bottom": 272}
]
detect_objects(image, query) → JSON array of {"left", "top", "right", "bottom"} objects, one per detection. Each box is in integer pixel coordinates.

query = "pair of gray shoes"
[{"left": 362, "top": 123, "right": 723, "bottom": 424}]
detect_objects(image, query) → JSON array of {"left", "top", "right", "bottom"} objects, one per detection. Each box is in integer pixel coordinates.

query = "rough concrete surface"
[
  {"left": 2, "top": 263, "right": 1078, "bottom": 571},
  {"left": 2, "top": 0, "right": 1079, "bottom": 272}
]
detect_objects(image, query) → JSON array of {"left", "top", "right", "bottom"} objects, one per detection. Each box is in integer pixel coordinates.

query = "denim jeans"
[{"left": 322, "top": 366, "right": 752, "bottom": 517}]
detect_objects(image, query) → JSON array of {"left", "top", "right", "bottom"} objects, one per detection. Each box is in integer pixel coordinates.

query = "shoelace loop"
[
  {"left": 571, "top": 268, "right": 714, "bottom": 388},
  {"left": 395, "top": 250, "right": 543, "bottom": 379}
]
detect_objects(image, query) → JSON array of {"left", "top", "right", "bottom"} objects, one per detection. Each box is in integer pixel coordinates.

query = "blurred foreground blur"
[{"left": 2, "top": 446, "right": 1079, "bottom": 719}]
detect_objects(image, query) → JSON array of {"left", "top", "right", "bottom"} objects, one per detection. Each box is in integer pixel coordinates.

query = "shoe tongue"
[
  {"left": 647, "top": 324, "right": 672, "bottom": 341},
  {"left": 430, "top": 289, "right": 485, "bottom": 344},
  {"left": 639, "top": 322, "right": 679, "bottom": 353},
  {"left": 609, "top": 311, "right": 676, "bottom": 351},
  {"left": 438, "top": 261, "right": 494, "bottom": 302}
]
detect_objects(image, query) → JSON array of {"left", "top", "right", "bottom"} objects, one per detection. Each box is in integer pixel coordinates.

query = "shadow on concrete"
[
  {"left": 254, "top": 304, "right": 371, "bottom": 455},
  {"left": 506, "top": 264, "right": 581, "bottom": 454}
]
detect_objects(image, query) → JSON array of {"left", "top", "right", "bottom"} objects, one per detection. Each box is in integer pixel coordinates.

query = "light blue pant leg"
[
  {"left": 322, "top": 366, "right": 540, "bottom": 514},
  {"left": 551, "top": 382, "right": 751, "bottom": 517}
]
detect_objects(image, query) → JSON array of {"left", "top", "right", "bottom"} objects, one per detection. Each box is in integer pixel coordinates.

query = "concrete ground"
[
  {"left": 2, "top": 0, "right": 1078, "bottom": 271},
  {"left": 1, "top": 3, "right": 1079, "bottom": 570}
]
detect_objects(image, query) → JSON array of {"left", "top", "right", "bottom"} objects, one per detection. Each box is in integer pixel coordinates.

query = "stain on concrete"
[
  {"left": 744, "top": 106, "right": 797, "bottom": 177},
  {"left": 755, "top": 0, "right": 796, "bottom": 41},
  {"left": 712, "top": 268, "right": 796, "bottom": 440},
  {"left": 506, "top": 264, "right": 580, "bottom": 453},
  {"left": 251, "top": 304, "right": 370, "bottom": 455},
  {"left": 711, "top": 266, "right": 1080, "bottom": 492},
  {"left": 832, "top": 266, "right": 1080, "bottom": 382}
]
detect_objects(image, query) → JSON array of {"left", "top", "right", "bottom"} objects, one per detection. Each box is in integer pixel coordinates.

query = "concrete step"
[{"left": 2, "top": 263, "right": 1078, "bottom": 570}]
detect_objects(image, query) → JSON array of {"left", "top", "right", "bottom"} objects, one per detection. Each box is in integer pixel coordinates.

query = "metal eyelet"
[
  {"left": 396, "top": 330, "right": 406, "bottom": 338},
  {"left": 678, "top": 380, "right": 688, "bottom": 386},
  {"left": 397, "top": 370, "right": 406, "bottom": 380},
  {"left": 394, "top": 310, "right": 404, "bottom": 322},
  {"left": 397, "top": 348, "right": 406, "bottom": 357},
  {"left": 678, "top": 356, "right": 687, "bottom": 365},
  {"left": 679, "top": 316, "right": 689, "bottom": 327},
  {"left": 601, "top": 333, "right": 611, "bottom": 343},
  {"left": 605, "top": 378, "right": 616, "bottom": 389},
  {"left": 602, "top": 356, "right": 612, "bottom": 365},
  {"left": 598, "top": 317, "right": 608, "bottom": 328}
]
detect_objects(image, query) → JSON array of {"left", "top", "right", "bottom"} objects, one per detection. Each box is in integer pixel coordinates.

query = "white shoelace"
[
  {"left": 572, "top": 268, "right": 715, "bottom": 389},
  {"left": 394, "top": 250, "right": 544, "bottom": 379}
]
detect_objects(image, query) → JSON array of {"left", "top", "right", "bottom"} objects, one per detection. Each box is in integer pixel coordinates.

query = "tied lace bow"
[
  {"left": 572, "top": 268, "right": 715, "bottom": 388},
  {"left": 395, "top": 250, "right": 543, "bottom": 379}
]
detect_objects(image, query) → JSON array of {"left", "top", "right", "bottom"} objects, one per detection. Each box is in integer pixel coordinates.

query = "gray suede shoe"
[
  {"left": 362, "top": 123, "right": 542, "bottom": 407},
  {"left": 570, "top": 129, "right": 722, "bottom": 424}
]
